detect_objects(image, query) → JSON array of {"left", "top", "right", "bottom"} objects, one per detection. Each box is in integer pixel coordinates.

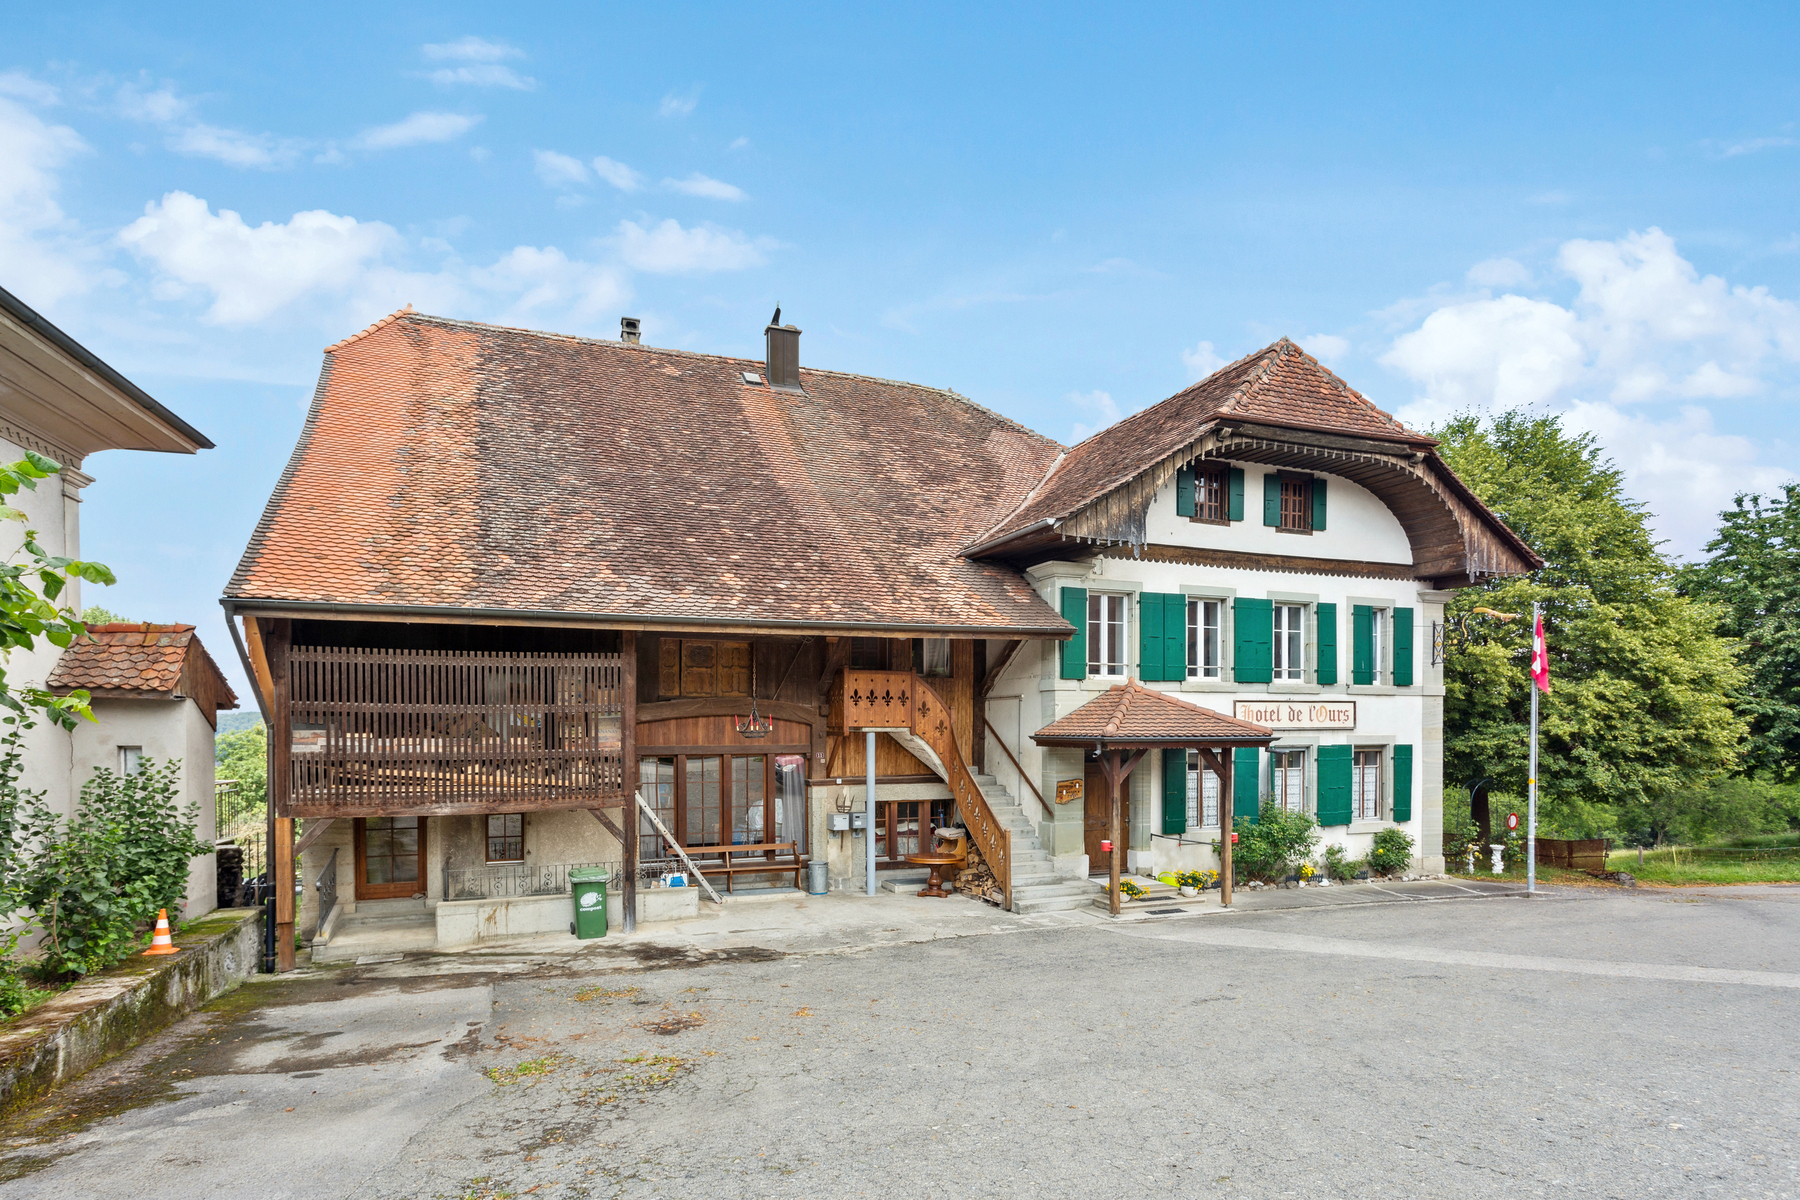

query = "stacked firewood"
[{"left": 953, "top": 842, "right": 1004, "bottom": 907}]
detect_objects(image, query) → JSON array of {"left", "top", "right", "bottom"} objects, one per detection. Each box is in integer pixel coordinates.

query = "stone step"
[
  {"left": 1010, "top": 872, "right": 1070, "bottom": 889},
  {"left": 1012, "top": 884, "right": 1106, "bottom": 915}
]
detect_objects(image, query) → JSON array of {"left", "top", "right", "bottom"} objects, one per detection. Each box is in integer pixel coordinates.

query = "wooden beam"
[
  {"left": 815, "top": 636, "right": 849, "bottom": 701},
  {"left": 587, "top": 807, "right": 625, "bottom": 841},
  {"left": 266, "top": 618, "right": 295, "bottom": 971},
  {"left": 1099, "top": 747, "right": 1147, "bottom": 917},
  {"left": 1220, "top": 747, "right": 1234, "bottom": 909},
  {"left": 979, "top": 639, "right": 1024, "bottom": 699},
  {"left": 293, "top": 818, "right": 335, "bottom": 857},
  {"left": 636, "top": 697, "right": 820, "bottom": 725}
]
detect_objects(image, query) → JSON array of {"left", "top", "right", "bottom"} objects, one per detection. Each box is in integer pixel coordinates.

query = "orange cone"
[{"left": 142, "top": 909, "right": 178, "bottom": 956}]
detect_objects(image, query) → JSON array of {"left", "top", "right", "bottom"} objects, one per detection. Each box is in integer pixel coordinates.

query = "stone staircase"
[
  {"left": 312, "top": 897, "right": 437, "bottom": 963},
  {"left": 966, "top": 773, "right": 1102, "bottom": 914}
]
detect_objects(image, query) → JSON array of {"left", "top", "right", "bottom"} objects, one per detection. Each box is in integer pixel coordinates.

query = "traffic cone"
[{"left": 142, "top": 909, "right": 178, "bottom": 956}]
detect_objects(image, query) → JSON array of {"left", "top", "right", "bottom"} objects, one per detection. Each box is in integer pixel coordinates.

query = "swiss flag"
[{"left": 1530, "top": 613, "right": 1551, "bottom": 694}]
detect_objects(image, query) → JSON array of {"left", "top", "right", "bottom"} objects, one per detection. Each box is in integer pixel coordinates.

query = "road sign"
[{"left": 1506, "top": 811, "right": 1520, "bottom": 832}]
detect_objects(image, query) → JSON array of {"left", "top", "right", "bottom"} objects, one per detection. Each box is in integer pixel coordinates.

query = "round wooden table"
[{"left": 904, "top": 852, "right": 964, "bottom": 898}]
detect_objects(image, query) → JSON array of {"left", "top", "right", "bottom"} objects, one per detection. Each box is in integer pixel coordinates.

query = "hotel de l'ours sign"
[{"left": 1233, "top": 700, "right": 1356, "bottom": 730}]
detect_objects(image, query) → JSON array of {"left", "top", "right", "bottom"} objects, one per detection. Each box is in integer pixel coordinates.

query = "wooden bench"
[{"left": 679, "top": 842, "right": 804, "bottom": 893}]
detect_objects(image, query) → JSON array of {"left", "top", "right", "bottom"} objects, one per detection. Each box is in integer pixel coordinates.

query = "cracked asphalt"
[{"left": 2, "top": 883, "right": 1797, "bottom": 1199}]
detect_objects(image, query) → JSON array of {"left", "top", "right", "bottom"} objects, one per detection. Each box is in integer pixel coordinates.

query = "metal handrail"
[{"left": 314, "top": 847, "right": 339, "bottom": 934}]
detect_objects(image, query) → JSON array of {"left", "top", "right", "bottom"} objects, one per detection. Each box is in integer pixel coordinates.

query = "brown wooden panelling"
[
  {"left": 637, "top": 715, "right": 812, "bottom": 748},
  {"left": 281, "top": 645, "right": 625, "bottom": 818}
]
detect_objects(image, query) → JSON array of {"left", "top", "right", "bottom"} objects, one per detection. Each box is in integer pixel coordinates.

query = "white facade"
[{"left": 981, "top": 460, "right": 1450, "bottom": 880}]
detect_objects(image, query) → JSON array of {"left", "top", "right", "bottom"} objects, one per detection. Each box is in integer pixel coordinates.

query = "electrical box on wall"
[
  {"left": 827, "top": 812, "right": 851, "bottom": 832},
  {"left": 849, "top": 811, "right": 867, "bottom": 829}
]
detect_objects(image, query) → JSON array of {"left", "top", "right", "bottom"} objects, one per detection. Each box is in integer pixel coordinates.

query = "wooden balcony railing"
[
  {"left": 833, "top": 669, "right": 1012, "bottom": 909},
  {"left": 281, "top": 646, "right": 627, "bottom": 818}
]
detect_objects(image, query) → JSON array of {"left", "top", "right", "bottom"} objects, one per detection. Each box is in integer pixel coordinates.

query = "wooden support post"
[
  {"left": 622, "top": 638, "right": 638, "bottom": 934},
  {"left": 1219, "top": 745, "right": 1234, "bottom": 909},
  {"left": 266, "top": 618, "right": 296, "bottom": 971},
  {"left": 1099, "top": 747, "right": 1147, "bottom": 917}
]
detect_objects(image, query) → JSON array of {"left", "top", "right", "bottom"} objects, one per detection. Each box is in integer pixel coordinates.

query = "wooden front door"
[
  {"left": 355, "top": 816, "right": 426, "bottom": 900},
  {"left": 1083, "top": 762, "right": 1126, "bottom": 869}
]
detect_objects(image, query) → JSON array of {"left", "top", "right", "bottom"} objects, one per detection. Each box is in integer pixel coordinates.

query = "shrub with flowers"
[
  {"left": 1175, "top": 869, "right": 1217, "bottom": 890},
  {"left": 1118, "top": 879, "right": 1146, "bottom": 900}
]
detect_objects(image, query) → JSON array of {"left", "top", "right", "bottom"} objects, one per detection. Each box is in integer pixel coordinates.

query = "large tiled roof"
[
  {"left": 48, "top": 624, "right": 239, "bottom": 724},
  {"left": 1031, "top": 681, "right": 1273, "bottom": 746},
  {"left": 980, "top": 338, "right": 1433, "bottom": 543},
  {"left": 225, "top": 311, "right": 1071, "bottom": 634}
]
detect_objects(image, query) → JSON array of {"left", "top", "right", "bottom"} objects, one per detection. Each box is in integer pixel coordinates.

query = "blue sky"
[{"left": 4, "top": 2, "right": 1799, "bottom": 701}]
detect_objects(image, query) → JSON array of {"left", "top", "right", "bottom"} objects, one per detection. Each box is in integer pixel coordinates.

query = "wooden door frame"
[{"left": 353, "top": 816, "right": 429, "bottom": 901}]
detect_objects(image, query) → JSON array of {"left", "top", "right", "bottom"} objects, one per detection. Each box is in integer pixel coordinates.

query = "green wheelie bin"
[{"left": 569, "top": 867, "right": 608, "bottom": 938}]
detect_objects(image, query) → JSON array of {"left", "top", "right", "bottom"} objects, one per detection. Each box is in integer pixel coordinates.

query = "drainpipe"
[{"left": 866, "top": 730, "right": 877, "bottom": 896}]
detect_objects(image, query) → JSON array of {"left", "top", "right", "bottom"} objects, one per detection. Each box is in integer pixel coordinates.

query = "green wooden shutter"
[
  {"left": 1176, "top": 465, "right": 1196, "bottom": 518},
  {"left": 1060, "top": 587, "right": 1087, "bottom": 679},
  {"left": 1312, "top": 477, "right": 1328, "bottom": 531},
  {"left": 1392, "top": 606, "right": 1414, "bottom": 686},
  {"left": 1228, "top": 467, "right": 1245, "bottom": 521},
  {"left": 1233, "top": 598, "right": 1272, "bottom": 684},
  {"left": 1138, "top": 592, "right": 1164, "bottom": 681},
  {"left": 1317, "top": 745, "right": 1352, "bottom": 827},
  {"left": 1316, "top": 602, "right": 1337, "bottom": 686},
  {"left": 1162, "top": 748, "right": 1187, "bottom": 835},
  {"left": 1391, "top": 744, "right": 1413, "bottom": 822},
  {"left": 1352, "top": 604, "right": 1374, "bottom": 685},
  {"left": 1263, "top": 471, "right": 1281, "bottom": 526},
  {"left": 1233, "top": 747, "right": 1260, "bottom": 825},
  {"left": 1165, "top": 593, "right": 1189, "bottom": 681}
]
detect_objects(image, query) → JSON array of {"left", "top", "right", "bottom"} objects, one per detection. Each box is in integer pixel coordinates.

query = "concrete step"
[
  {"left": 1010, "top": 872, "right": 1071, "bottom": 889},
  {"left": 1012, "top": 882, "right": 1106, "bottom": 915}
]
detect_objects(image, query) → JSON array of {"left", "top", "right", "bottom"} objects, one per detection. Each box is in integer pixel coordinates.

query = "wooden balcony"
[{"left": 279, "top": 646, "right": 630, "bottom": 818}]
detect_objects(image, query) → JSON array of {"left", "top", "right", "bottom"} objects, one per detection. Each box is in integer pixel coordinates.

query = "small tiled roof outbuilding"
[
  {"left": 48, "top": 623, "right": 239, "bottom": 729},
  {"left": 1031, "top": 681, "right": 1273, "bottom": 748}
]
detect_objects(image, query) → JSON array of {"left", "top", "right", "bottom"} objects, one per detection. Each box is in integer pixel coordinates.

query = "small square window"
[
  {"left": 487, "top": 813, "right": 524, "bottom": 862},
  {"left": 119, "top": 746, "right": 143, "bottom": 775}
]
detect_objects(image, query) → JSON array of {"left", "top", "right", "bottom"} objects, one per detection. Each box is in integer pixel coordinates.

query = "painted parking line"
[{"left": 1118, "top": 923, "right": 1800, "bottom": 989}]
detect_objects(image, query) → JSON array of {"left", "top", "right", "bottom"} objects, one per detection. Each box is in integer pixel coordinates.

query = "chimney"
[
  {"left": 620, "top": 317, "right": 641, "bottom": 344},
  {"left": 763, "top": 305, "right": 801, "bottom": 391}
]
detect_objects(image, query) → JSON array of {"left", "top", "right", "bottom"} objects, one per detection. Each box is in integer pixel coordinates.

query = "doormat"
[{"left": 1145, "top": 908, "right": 1186, "bottom": 915}]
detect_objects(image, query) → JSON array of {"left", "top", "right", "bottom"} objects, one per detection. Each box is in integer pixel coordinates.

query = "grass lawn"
[{"left": 1605, "top": 848, "right": 1800, "bottom": 886}]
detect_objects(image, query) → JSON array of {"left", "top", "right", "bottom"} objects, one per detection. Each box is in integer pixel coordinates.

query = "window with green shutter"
[
  {"left": 1391, "top": 744, "right": 1413, "bottom": 822},
  {"left": 1139, "top": 593, "right": 1165, "bottom": 681},
  {"left": 1162, "top": 748, "right": 1187, "bottom": 835},
  {"left": 1262, "top": 471, "right": 1281, "bottom": 526},
  {"left": 1311, "top": 477, "right": 1328, "bottom": 531},
  {"left": 1162, "top": 591, "right": 1185, "bottom": 680},
  {"left": 1228, "top": 467, "right": 1245, "bottom": 522},
  {"left": 1351, "top": 604, "right": 1374, "bottom": 686},
  {"left": 1233, "top": 746, "right": 1260, "bottom": 825},
  {"left": 1392, "top": 607, "right": 1414, "bottom": 686},
  {"left": 1060, "top": 587, "right": 1087, "bottom": 680},
  {"left": 1316, "top": 602, "right": 1338, "bottom": 685},
  {"left": 1233, "top": 598, "right": 1272, "bottom": 684},
  {"left": 1176, "top": 465, "right": 1196, "bottom": 518},
  {"left": 1316, "top": 745, "right": 1352, "bottom": 827}
]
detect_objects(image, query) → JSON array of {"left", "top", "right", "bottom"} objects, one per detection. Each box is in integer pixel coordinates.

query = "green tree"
[
  {"left": 1434, "top": 410, "right": 1747, "bottom": 842},
  {"left": 214, "top": 723, "right": 267, "bottom": 839},
  {"left": 79, "top": 606, "right": 125, "bottom": 626},
  {"left": 1676, "top": 483, "right": 1800, "bottom": 781}
]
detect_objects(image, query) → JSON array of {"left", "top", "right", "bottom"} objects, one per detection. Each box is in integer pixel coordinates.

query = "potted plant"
[
  {"left": 1118, "top": 878, "right": 1147, "bottom": 901},
  {"left": 1297, "top": 861, "right": 1316, "bottom": 886},
  {"left": 1175, "top": 869, "right": 1215, "bottom": 897}
]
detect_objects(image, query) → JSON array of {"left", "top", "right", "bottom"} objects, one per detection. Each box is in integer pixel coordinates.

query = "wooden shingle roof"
[{"left": 1031, "top": 681, "right": 1273, "bottom": 747}]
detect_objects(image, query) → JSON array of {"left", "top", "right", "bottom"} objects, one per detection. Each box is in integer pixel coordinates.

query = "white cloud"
[
  {"left": 469, "top": 245, "right": 629, "bottom": 324},
  {"left": 168, "top": 123, "right": 301, "bottom": 169},
  {"left": 1719, "top": 135, "right": 1797, "bottom": 158},
  {"left": 658, "top": 90, "right": 699, "bottom": 118},
  {"left": 1467, "top": 257, "right": 1531, "bottom": 288},
  {"left": 1384, "top": 293, "right": 1585, "bottom": 415},
  {"left": 118, "top": 192, "right": 401, "bottom": 324},
  {"left": 592, "top": 156, "right": 643, "bottom": 191},
  {"left": 0, "top": 96, "right": 91, "bottom": 305},
  {"left": 115, "top": 81, "right": 190, "bottom": 123},
  {"left": 614, "top": 218, "right": 771, "bottom": 273},
  {"left": 663, "top": 173, "right": 746, "bottom": 201},
  {"left": 351, "top": 112, "right": 480, "bottom": 150},
  {"left": 1067, "top": 389, "right": 1123, "bottom": 443},
  {"left": 0, "top": 72, "right": 60, "bottom": 106},
  {"left": 423, "top": 36, "right": 523, "bottom": 62},
  {"left": 1301, "top": 334, "right": 1350, "bottom": 363},
  {"left": 1181, "top": 340, "right": 1228, "bottom": 378},
  {"left": 727, "top": 136, "right": 750, "bottom": 151},
  {"left": 534, "top": 149, "right": 589, "bottom": 188},
  {"left": 427, "top": 65, "right": 535, "bottom": 89}
]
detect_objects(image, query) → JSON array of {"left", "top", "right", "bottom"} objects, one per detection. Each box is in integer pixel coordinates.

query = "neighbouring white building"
[{"left": 0, "top": 283, "right": 222, "bottom": 917}]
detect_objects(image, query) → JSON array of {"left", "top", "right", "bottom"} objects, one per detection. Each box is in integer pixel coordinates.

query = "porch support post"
[
  {"left": 1219, "top": 743, "right": 1234, "bottom": 908},
  {"left": 266, "top": 618, "right": 296, "bottom": 971},
  {"left": 1105, "top": 751, "right": 1122, "bottom": 916},
  {"left": 623, "top": 638, "right": 639, "bottom": 934},
  {"left": 865, "top": 729, "right": 877, "bottom": 896}
]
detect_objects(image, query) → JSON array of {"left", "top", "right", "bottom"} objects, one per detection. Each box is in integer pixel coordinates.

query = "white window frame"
[
  {"left": 1088, "top": 592, "right": 1129, "bottom": 678},
  {"left": 920, "top": 637, "right": 952, "bottom": 677},
  {"left": 1270, "top": 748, "right": 1306, "bottom": 812},
  {"left": 1187, "top": 597, "right": 1224, "bottom": 681},
  {"left": 1353, "top": 748, "right": 1383, "bottom": 821},
  {"left": 119, "top": 745, "right": 143, "bottom": 775},
  {"left": 1272, "top": 603, "right": 1306, "bottom": 682},
  {"left": 1370, "top": 607, "right": 1388, "bottom": 685},
  {"left": 1185, "top": 751, "right": 1221, "bottom": 828}
]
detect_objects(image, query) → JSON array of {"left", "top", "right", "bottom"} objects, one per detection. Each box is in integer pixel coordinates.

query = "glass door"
[{"left": 355, "top": 816, "right": 425, "bottom": 900}]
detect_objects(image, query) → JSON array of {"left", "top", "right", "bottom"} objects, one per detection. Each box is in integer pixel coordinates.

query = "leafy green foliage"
[
  {"left": 1434, "top": 411, "right": 1748, "bottom": 841},
  {"left": 0, "top": 454, "right": 117, "bottom": 730},
  {"left": 78, "top": 605, "right": 125, "bottom": 626},
  {"left": 214, "top": 723, "right": 267, "bottom": 840},
  {"left": 20, "top": 759, "right": 212, "bottom": 977},
  {"left": 1367, "top": 827, "right": 1415, "bottom": 875},
  {"left": 1677, "top": 483, "right": 1800, "bottom": 781},
  {"left": 1322, "top": 842, "right": 1360, "bottom": 881},
  {"left": 1219, "top": 802, "right": 1320, "bottom": 881}
]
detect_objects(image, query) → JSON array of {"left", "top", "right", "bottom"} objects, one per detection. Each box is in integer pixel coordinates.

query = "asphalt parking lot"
[{"left": 4, "top": 882, "right": 1796, "bottom": 1199}]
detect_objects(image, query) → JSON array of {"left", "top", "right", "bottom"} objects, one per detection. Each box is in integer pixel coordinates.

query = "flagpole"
[{"left": 1527, "top": 600, "right": 1540, "bottom": 895}]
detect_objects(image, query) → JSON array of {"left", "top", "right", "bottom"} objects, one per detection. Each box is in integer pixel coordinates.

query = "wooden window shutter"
[
  {"left": 1316, "top": 602, "right": 1338, "bottom": 686},
  {"left": 1262, "top": 471, "right": 1282, "bottom": 526},
  {"left": 1391, "top": 607, "right": 1414, "bottom": 686},
  {"left": 1391, "top": 744, "right": 1413, "bottom": 822},
  {"left": 1163, "top": 592, "right": 1187, "bottom": 680},
  {"left": 1311, "top": 477, "right": 1328, "bottom": 531},
  {"left": 1228, "top": 467, "right": 1245, "bottom": 521},
  {"left": 1176, "top": 464, "right": 1196, "bottom": 518},
  {"left": 1060, "top": 587, "right": 1088, "bottom": 679},
  {"left": 1233, "top": 598, "right": 1272, "bottom": 684},
  {"left": 1138, "top": 592, "right": 1164, "bottom": 681},
  {"left": 658, "top": 639, "right": 681, "bottom": 698},
  {"left": 1162, "top": 748, "right": 1187, "bottom": 835},
  {"left": 1351, "top": 605, "right": 1374, "bottom": 686},
  {"left": 1316, "top": 745, "right": 1352, "bottom": 826},
  {"left": 1233, "top": 747, "right": 1260, "bottom": 825},
  {"left": 681, "top": 640, "right": 717, "bottom": 696},
  {"left": 717, "top": 642, "right": 751, "bottom": 696}
]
